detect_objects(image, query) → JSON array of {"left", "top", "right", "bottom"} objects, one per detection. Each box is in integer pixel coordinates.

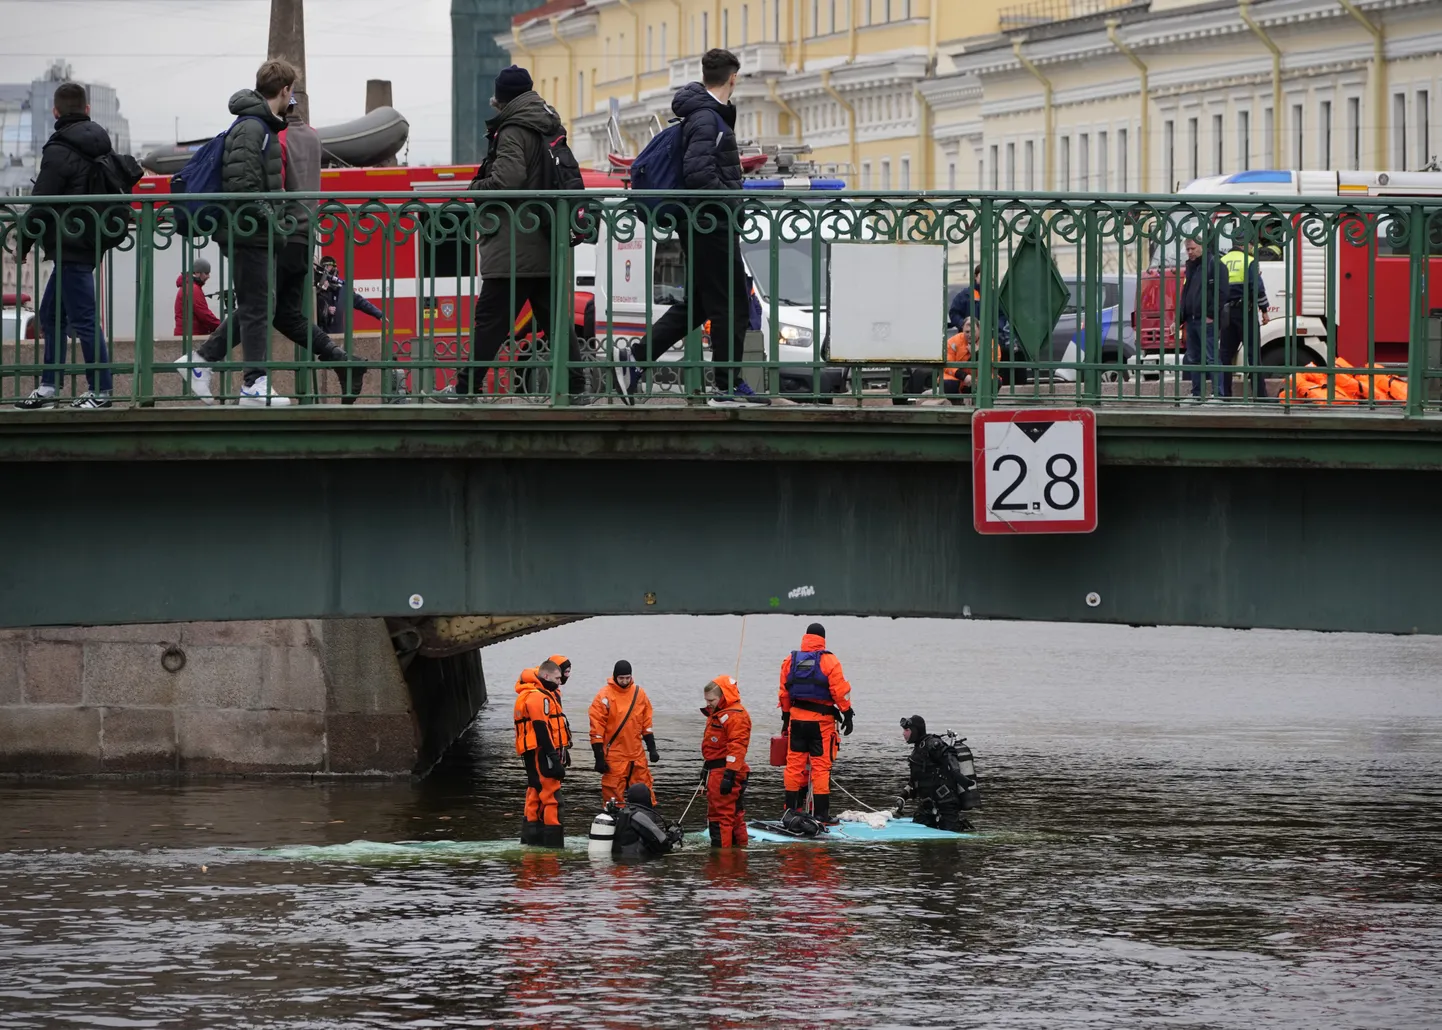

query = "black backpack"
[
  {"left": 50, "top": 139, "right": 143, "bottom": 251},
  {"left": 470, "top": 122, "right": 590, "bottom": 247}
]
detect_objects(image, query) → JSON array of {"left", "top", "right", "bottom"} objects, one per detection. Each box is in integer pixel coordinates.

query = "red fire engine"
[{"left": 1138, "top": 169, "right": 1442, "bottom": 373}]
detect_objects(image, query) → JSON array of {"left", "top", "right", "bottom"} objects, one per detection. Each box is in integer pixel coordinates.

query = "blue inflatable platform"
[{"left": 746, "top": 817, "right": 974, "bottom": 844}]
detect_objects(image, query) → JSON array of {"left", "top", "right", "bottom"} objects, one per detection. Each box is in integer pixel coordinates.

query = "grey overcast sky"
[{"left": 0, "top": 0, "right": 455, "bottom": 163}]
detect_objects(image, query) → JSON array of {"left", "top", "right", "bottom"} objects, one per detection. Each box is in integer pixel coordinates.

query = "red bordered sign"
[{"left": 972, "top": 408, "right": 1098, "bottom": 534}]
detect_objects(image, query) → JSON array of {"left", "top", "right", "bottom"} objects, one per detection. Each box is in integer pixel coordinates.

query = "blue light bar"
[
  {"left": 1223, "top": 170, "right": 1293, "bottom": 184},
  {"left": 742, "top": 177, "right": 848, "bottom": 190}
]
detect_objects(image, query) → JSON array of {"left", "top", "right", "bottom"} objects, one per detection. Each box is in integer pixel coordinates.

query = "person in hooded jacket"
[
  {"left": 174, "top": 258, "right": 221, "bottom": 339},
  {"left": 454, "top": 66, "right": 587, "bottom": 402},
  {"left": 514, "top": 658, "right": 573, "bottom": 847},
  {"left": 610, "top": 782, "right": 683, "bottom": 861},
  {"left": 173, "top": 60, "right": 295, "bottom": 407},
  {"left": 778, "top": 623, "right": 854, "bottom": 824},
  {"left": 701, "top": 674, "right": 751, "bottom": 848},
  {"left": 14, "top": 82, "right": 116, "bottom": 410},
  {"left": 622, "top": 49, "right": 765, "bottom": 407},
  {"left": 589, "top": 660, "right": 661, "bottom": 807},
  {"left": 898, "top": 715, "right": 978, "bottom": 832}
]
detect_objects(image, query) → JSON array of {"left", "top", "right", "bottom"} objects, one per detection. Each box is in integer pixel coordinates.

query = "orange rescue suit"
[
  {"left": 702, "top": 675, "right": 751, "bottom": 848},
  {"left": 589, "top": 677, "right": 656, "bottom": 805},
  {"left": 513, "top": 668, "right": 572, "bottom": 828},
  {"left": 778, "top": 632, "right": 852, "bottom": 802}
]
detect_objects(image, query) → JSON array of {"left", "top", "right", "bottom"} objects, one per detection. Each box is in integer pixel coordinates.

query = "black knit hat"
[
  {"left": 494, "top": 65, "right": 533, "bottom": 105},
  {"left": 613, "top": 659, "right": 633, "bottom": 679},
  {"left": 806, "top": 622, "right": 826, "bottom": 637}
]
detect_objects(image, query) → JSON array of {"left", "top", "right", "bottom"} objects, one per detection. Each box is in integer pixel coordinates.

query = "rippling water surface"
[{"left": 2, "top": 616, "right": 1440, "bottom": 1029}]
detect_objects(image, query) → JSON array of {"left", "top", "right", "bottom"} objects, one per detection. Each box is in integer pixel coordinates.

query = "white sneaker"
[
  {"left": 238, "top": 376, "right": 292, "bottom": 408},
  {"left": 174, "top": 352, "right": 214, "bottom": 404}
]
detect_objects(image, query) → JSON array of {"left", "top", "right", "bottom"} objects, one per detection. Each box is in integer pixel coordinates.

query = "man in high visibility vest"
[{"left": 1219, "top": 239, "right": 1272, "bottom": 399}]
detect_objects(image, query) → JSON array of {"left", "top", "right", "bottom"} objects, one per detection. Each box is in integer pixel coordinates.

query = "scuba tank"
[
  {"left": 942, "top": 732, "right": 982, "bottom": 811},
  {"left": 588, "top": 810, "right": 617, "bottom": 859}
]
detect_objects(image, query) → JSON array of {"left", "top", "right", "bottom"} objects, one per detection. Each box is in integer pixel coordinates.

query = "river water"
[{"left": 2, "top": 616, "right": 1440, "bottom": 1029}]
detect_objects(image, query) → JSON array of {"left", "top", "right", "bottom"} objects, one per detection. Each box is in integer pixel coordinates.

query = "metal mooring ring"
[{"left": 160, "top": 644, "right": 187, "bottom": 674}]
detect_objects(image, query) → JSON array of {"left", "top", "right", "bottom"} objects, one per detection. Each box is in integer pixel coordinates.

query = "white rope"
[
  {"left": 677, "top": 780, "right": 704, "bottom": 827},
  {"left": 831, "top": 779, "right": 881, "bottom": 813}
]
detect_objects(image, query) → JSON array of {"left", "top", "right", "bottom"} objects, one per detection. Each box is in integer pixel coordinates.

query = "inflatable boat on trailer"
[{"left": 746, "top": 817, "right": 975, "bottom": 844}]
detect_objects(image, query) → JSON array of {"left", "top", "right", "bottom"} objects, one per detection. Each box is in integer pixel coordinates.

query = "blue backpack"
[
  {"left": 629, "top": 110, "right": 724, "bottom": 223},
  {"left": 170, "top": 116, "right": 272, "bottom": 236}
]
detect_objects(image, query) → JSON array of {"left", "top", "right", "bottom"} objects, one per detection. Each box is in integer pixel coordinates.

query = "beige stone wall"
[{"left": 0, "top": 619, "right": 417, "bottom": 776}]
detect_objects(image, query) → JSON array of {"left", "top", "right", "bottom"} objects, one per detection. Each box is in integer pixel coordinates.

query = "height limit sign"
[{"left": 972, "top": 408, "right": 1097, "bottom": 534}]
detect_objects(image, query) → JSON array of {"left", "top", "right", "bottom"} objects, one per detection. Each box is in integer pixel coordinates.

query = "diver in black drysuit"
[
  {"left": 611, "top": 783, "right": 684, "bottom": 861},
  {"left": 899, "top": 715, "right": 979, "bottom": 832}
]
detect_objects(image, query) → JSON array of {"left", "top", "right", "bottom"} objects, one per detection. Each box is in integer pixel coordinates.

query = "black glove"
[
  {"left": 592, "top": 743, "right": 609, "bottom": 774},
  {"left": 644, "top": 733, "right": 660, "bottom": 764},
  {"left": 699, "top": 765, "right": 711, "bottom": 786},
  {"left": 900, "top": 785, "right": 914, "bottom": 800},
  {"left": 719, "top": 769, "right": 736, "bottom": 795},
  {"left": 541, "top": 750, "right": 565, "bottom": 780},
  {"left": 841, "top": 707, "right": 855, "bottom": 736},
  {"left": 781, "top": 712, "right": 790, "bottom": 735}
]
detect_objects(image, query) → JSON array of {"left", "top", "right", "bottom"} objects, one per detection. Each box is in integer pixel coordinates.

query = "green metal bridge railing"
[{"left": 3, "top": 188, "right": 1439, "bottom": 414}]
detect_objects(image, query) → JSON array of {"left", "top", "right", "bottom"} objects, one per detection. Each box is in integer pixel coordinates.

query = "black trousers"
[
  {"left": 460, "top": 276, "right": 586, "bottom": 395},
  {"left": 632, "top": 228, "right": 748, "bottom": 392},
  {"left": 1218, "top": 305, "right": 1267, "bottom": 398},
  {"left": 202, "top": 243, "right": 336, "bottom": 378}
]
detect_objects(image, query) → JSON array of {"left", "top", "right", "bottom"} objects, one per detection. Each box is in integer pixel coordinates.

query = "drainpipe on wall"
[
  {"left": 618, "top": 0, "right": 642, "bottom": 102},
  {"left": 1012, "top": 37, "right": 1053, "bottom": 190},
  {"left": 549, "top": 17, "right": 577, "bottom": 123},
  {"left": 1106, "top": 18, "right": 1148, "bottom": 192},
  {"left": 1337, "top": 0, "right": 1387, "bottom": 168},
  {"left": 768, "top": 77, "right": 804, "bottom": 142},
  {"left": 822, "top": 69, "right": 859, "bottom": 186},
  {"left": 1238, "top": 0, "right": 1283, "bottom": 170}
]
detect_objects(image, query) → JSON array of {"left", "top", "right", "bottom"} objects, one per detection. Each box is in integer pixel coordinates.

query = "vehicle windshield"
[
  {"left": 1061, "top": 282, "right": 1122, "bottom": 313},
  {"left": 740, "top": 239, "right": 830, "bottom": 309}
]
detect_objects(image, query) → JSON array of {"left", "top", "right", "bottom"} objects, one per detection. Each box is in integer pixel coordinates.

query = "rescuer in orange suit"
[
  {"left": 701, "top": 674, "right": 751, "bottom": 848},
  {"left": 514, "top": 658, "right": 572, "bottom": 847},
  {"left": 778, "top": 622, "right": 854, "bottom": 824},
  {"left": 589, "top": 659, "right": 661, "bottom": 806}
]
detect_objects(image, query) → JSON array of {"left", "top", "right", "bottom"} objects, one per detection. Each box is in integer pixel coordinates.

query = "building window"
[
  {"left": 977, "top": 158, "right": 984, "bottom": 189},
  {"left": 1347, "top": 96, "right": 1361, "bottom": 169},
  {"left": 1212, "top": 113, "right": 1223, "bottom": 175},
  {"left": 1098, "top": 130, "right": 1109, "bottom": 190},
  {"left": 1004, "top": 143, "right": 1014, "bottom": 189},
  {"left": 1418, "top": 90, "right": 1430, "bottom": 169},
  {"left": 1117, "top": 128, "right": 1128, "bottom": 191},
  {"left": 882, "top": 158, "right": 892, "bottom": 189},
  {"left": 901, "top": 155, "right": 911, "bottom": 188},
  {"left": 646, "top": 26, "right": 654, "bottom": 71},
  {"left": 1079, "top": 133, "right": 1089, "bottom": 190},
  {"left": 603, "top": 37, "right": 611, "bottom": 81},
  {"left": 865, "top": 0, "right": 873, "bottom": 26},
  {"left": 1393, "top": 92, "right": 1407, "bottom": 169},
  {"left": 661, "top": 22, "right": 668, "bottom": 63},
  {"left": 812, "top": 0, "right": 819, "bottom": 34},
  {"left": 773, "top": 0, "right": 780, "bottom": 40},
  {"left": 702, "top": 11, "right": 710, "bottom": 49},
  {"left": 1239, "top": 110, "right": 1250, "bottom": 171},
  {"left": 1263, "top": 107, "right": 1274, "bottom": 167},
  {"left": 862, "top": 161, "right": 872, "bottom": 189},
  {"left": 948, "top": 160, "right": 957, "bottom": 190},
  {"left": 1164, "top": 119, "right": 1175, "bottom": 189},
  {"left": 1187, "top": 117, "right": 1198, "bottom": 181},
  {"left": 989, "top": 145, "right": 999, "bottom": 189},
  {"left": 722, "top": 10, "right": 730, "bottom": 46},
  {"left": 577, "top": 71, "right": 584, "bottom": 119},
  {"left": 885, "top": 0, "right": 893, "bottom": 20},
  {"left": 1320, "top": 100, "right": 1332, "bottom": 169},
  {"left": 1025, "top": 139, "right": 1035, "bottom": 190},
  {"left": 1292, "top": 103, "right": 1303, "bottom": 169},
  {"left": 1059, "top": 135, "right": 1070, "bottom": 190}
]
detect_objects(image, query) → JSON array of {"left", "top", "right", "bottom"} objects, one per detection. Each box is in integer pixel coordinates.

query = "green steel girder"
[
  {"left": 2, "top": 452, "right": 1441, "bottom": 634},
  {"left": 2, "top": 407, "right": 1442, "bottom": 469}
]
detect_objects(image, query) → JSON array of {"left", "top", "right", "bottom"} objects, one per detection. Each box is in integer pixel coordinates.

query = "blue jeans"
[
  {"left": 1183, "top": 318, "right": 1219, "bottom": 398},
  {"left": 38, "top": 262, "right": 112, "bottom": 392}
]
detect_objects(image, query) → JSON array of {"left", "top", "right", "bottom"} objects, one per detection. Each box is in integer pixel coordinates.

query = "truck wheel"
[{"left": 1260, "top": 340, "right": 1325, "bottom": 369}]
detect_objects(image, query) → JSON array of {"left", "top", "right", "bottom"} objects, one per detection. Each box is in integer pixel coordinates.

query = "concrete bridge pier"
[{"left": 0, "top": 618, "right": 489, "bottom": 777}]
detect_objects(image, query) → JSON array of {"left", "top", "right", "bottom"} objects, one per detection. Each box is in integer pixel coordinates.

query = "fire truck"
[{"left": 1137, "top": 169, "right": 1442, "bottom": 372}]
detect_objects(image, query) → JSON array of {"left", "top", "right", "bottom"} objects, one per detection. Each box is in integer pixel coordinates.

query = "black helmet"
[
  {"left": 624, "top": 783, "right": 653, "bottom": 808},
  {"left": 900, "top": 714, "right": 926, "bottom": 738}
]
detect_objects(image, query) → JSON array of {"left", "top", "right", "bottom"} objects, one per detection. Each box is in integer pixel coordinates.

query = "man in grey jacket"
[
  {"left": 180, "top": 89, "right": 368, "bottom": 404},
  {"left": 178, "top": 60, "right": 293, "bottom": 406},
  {"left": 452, "top": 66, "right": 587, "bottom": 402}
]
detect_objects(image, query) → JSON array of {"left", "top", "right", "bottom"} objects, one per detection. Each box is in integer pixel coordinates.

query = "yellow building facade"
[{"left": 500, "top": 0, "right": 1442, "bottom": 192}]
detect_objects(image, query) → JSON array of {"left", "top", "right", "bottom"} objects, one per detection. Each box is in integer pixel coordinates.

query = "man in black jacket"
[
  {"left": 624, "top": 49, "right": 764, "bottom": 406},
  {"left": 174, "top": 60, "right": 295, "bottom": 407},
  {"left": 1176, "top": 237, "right": 1225, "bottom": 400},
  {"left": 14, "top": 82, "right": 115, "bottom": 410}
]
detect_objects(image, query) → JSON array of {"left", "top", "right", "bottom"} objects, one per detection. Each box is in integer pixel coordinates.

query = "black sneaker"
[
  {"left": 333, "top": 362, "right": 367, "bottom": 405},
  {"left": 70, "top": 391, "right": 113, "bottom": 410},
  {"left": 15, "top": 388, "right": 58, "bottom": 410},
  {"left": 707, "top": 382, "right": 770, "bottom": 407}
]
